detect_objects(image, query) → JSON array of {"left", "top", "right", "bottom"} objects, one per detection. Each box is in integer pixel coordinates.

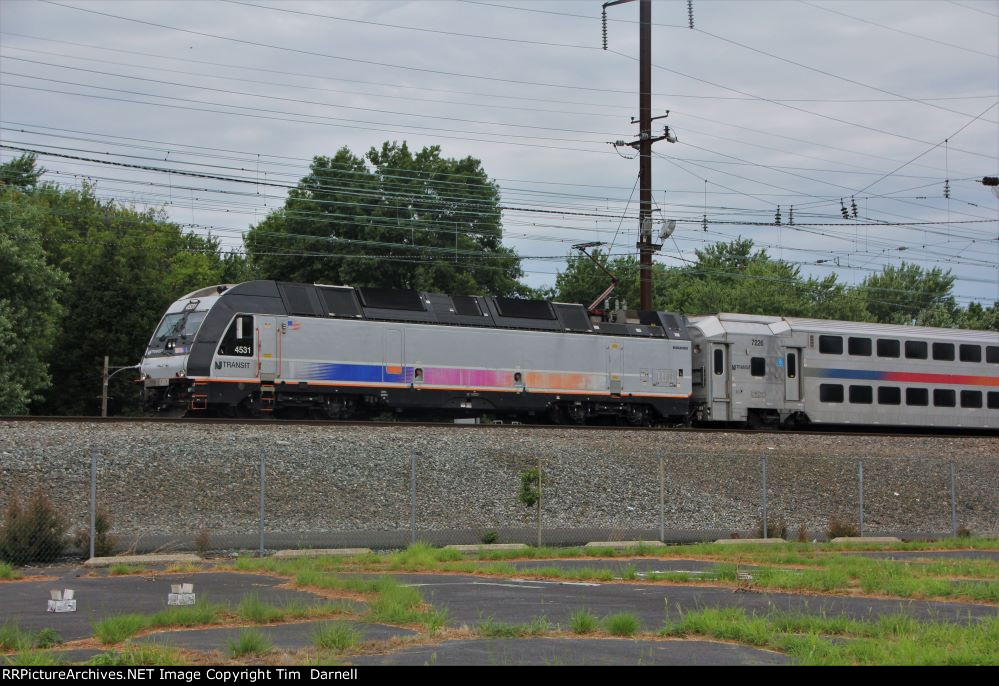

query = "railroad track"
[{"left": 2, "top": 415, "right": 996, "bottom": 439}]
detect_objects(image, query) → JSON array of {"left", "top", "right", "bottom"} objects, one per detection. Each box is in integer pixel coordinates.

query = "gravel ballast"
[{"left": 1, "top": 421, "right": 996, "bottom": 550}]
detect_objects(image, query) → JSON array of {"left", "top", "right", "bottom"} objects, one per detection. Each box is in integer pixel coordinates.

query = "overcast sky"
[{"left": 1, "top": 0, "right": 997, "bottom": 308}]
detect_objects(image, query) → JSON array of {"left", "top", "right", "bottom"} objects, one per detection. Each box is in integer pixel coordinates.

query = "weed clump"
[
  {"left": 73, "top": 507, "right": 116, "bottom": 558},
  {"left": 755, "top": 517, "right": 787, "bottom": 539},
  {"left": 826, "top": 517, "right": 860, "bottom": 539},
  {"left": 604, "top": 613, "right": 640, "bottom": 637}
]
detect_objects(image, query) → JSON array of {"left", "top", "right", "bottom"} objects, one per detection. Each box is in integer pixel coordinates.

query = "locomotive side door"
[
  {"left": 607, "top": 342, "right": 623, "bottom": 395},
  {"left": 383, "top": 329, "right": 405, "bottom": 382},
  {"left": 710, "top": 343, "right": 731, "bottom": 420},
  {"left": 784, "top": 347, "right": 801, "bottom": 402},
  {"left": 256, "top": 316, "right": 281, "bottom": 382}
]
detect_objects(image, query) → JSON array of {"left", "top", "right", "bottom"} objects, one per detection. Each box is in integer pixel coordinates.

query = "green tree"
[
  {"left": 0, "top": 153, "right": 44, "bottom": 189},
  {"left": 0, "top": 192, "right": 67, "bottom": 413},
  {"left": 1, "top": 157, "right": 238, "bottom": 415},
  {"left": 245, "top": 141, "right": 524, "bottom": 295},
  {"left": 554, "top": 250, "right": 644, "bottom": 310},
  {"left": 858, "top": 262, "right": 958, "bottom": 325}
]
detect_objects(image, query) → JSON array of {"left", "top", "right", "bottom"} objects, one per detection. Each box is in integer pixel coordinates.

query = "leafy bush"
[
  {"left": 604, "top": 613, "right": 640, "bottom": 636},
  {"left": 797, "top": 523, "right": 808, "bottom": 543},
  {"left": 0, "top": 493, "right": 68, "bottom": 564},
  {"left": 826, "top": 517, "right": 859, "bottom": 539},
  {"left": 74, "top": 507, "right": 117, "bottom": 558},
  {"left": 518, "top": 467, "right": 545, "bottom": 508},
  {"left": 481, "top": 531, "right": 499, "bottom": 545}
]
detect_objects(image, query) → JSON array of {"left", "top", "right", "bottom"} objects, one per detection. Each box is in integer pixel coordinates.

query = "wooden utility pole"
[
  {"left": 603, "top": 0, "right": 677, "bottom": 311},
  {"left": 638, "top": 0, "right": 653, "bottom": 311}
]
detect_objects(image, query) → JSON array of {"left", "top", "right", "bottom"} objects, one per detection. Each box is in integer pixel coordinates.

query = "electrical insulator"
[
  {"left": 688, "top": 0, "right": 694, "bottom": 29},
  {"left": 944, "top": 179, "right": 950, "bottom": 199},
  {"left": 840, "top": 199, "right": 849, "bottom": 220},
  {"left": 850, "top": 197, "right": 858, "bottom": 219},
  {"left": 602, "top": 7, "right": 608, "bottom": 50},
  {"left": 774, "top": 205, "right": 782, "bottom": 226},
  {"left": 788, "top": 205, "right": 794, "bottom": 225},
  {"left": 702, "top": 214, "right": 708, "bottom": 232}
]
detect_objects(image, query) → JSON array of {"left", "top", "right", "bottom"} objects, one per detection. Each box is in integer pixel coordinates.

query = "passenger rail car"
[
  {"left": 687, "top": 313, "right": 999, "bottom": 429},
  {"left": 140, "top": 282, "right": 999, "bottom": 430},
  {"left": 140, "top": 281, "right": 692, "bottom": 424}
]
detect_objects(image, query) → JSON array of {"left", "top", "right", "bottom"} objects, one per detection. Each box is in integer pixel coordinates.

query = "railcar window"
[
  {"left": 989, "top": 392, "right": 999, "bottom": 409},
  {"left": 714, "top": 349, "right": 724, "bottom": 375},
  {"left": 750, "top": 357, "right": 766, "bottom": 377},
  {"left": 819, "top": 335, "right": 843, "bottom": 354},
  {"left": 933, "top": 389, "right": 956, "bottom": 407},
  {"left": 877, "top": 387, "right": 901, "bottom": 405},
  {"left": 218, "top": 315, "right": 254, "bottom": 357},
  {"left": 987, "top": 346, "right": 999, "bottom": 364},
  {"left": 960, "top": 345, "right": 982, "bottom": 363},
  {"left": 849, "top": 385, "right": 873, "bottom": 404},
  {"left": 787, "top": 352, "right": 797, "bottom": 379},
  {"left": 932, "top": 343, "right": 955, "bottom": 361},
  {"left": 906, "top": 388, "right": 929, "bottom": 406},
  {"left": 877, "top": 339, "right": 900, "bottom": 357},
  {"left": 905, "top": 341, "right": 927, "bottom": 359},
  {"left": 819, "top": 384, "right": 843, "bottom": 403},
  {"left": 848, "top": 337, "right": 872, "bottom": 356},
  {"left": 961, "top": 391, "right": 982, "bottom": 408}
]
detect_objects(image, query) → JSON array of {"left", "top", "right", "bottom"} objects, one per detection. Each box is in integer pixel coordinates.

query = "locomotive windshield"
[{"left": 154, "top": 311, "right": 207, "bottom": 341}]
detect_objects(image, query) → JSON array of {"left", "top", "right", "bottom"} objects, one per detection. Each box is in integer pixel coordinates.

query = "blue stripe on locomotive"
[{"left": 301, "top": 362, "right": 412, "bottom": 384}]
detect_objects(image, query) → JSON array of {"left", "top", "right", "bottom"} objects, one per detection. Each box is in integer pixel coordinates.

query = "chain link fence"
[{"left": 1, "top": 433, "right": 995, "bottom": 564}]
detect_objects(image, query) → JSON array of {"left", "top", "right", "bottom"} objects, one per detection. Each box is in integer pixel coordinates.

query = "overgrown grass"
[
  {"left": 0, "top": 622, "right": 33, "bottom": 652},
  {"left": 227, "top": 630, "right": 272, "bottom": 658},
  {"left": 0, "top": 562, "right": 21, "bottom": 580},
  {"left": 0, "top": 623, "right": 63, "bottom": 652},
  {"left": 87, "top": 645, "right": 187, "bottom": 666},
  {"left": 108, "top": 563, "right": 146, "bottom": 576},
  {"left": 313, "top": 622, "right": 361, "bottom": 653},
  {"left": 237, "top": 594, "right": 287, "bottom": 624},
  {"left": 661, "top": 608, "right": 999, "bottom": 665},
  {"left": 93, "top": 615, "right": 149, "bottom": 645},
  {"left": 569, "top": 609, "right": 598, "bottom": 635},
  {"left": 477, "top": 615, "right": 554, "bottom": 638},
  {"left": 604, "top": 613, "right": 641, "bottom": 637},
  {"left": 6, "top": 650, "right": 64, "bottom": 666}
]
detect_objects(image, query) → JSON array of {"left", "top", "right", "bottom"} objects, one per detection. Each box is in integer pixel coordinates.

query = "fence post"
[
  {"left": 950, "top": 461, "right": 957, "bottom": 538},
  {"left": 258, "top": 448, "right": 266, "bottom": 557},
  {"left": 410, "top": 448, "right": 417, "bottom": 545},
  {"left": 761, "top": 454, "right": 768, "bottom": 539},
  {"left": 659, "top": 455, "right": 665, "bottom": 543},
  {"left": 89, "top": 447, "right": 98, "bottom": 560},
  {"left": 536, "top": 456, "right": 542, "bottom": 548},
  {"left": 858, "top": 460, "right": 864, "bottom": 537}
]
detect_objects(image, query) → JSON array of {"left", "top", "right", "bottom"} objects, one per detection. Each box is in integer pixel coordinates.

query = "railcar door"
[
  {"left": 607, "top": 342, "right": 623, "bottom": 395},
  {"left": 256, "top": 316, "right": 281, "bottom": 382},
  {"left": 710, "top": 343, "right": 730, "bottom": 420},
  {"left": 784, "top": 348, "right": 801, "bottom": 402},
  {"left": 383, "top": 329, "right": 405, "bottom": 383}
]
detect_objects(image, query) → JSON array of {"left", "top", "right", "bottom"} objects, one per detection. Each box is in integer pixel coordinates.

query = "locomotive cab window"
[
  {"left": 750, "top": 357, "right": 765, "bottom": 377},
  {"left": 218, "top": 315, "right": 254, "bottom": 357},
  {"left": 713, "top": 349, "right": 724, "bottom": 375},
  {"left": 848, "top": 337, "right": 871, "bottom": 356},
  {"left": 819, "top": 335, "right": 843, "bottom": 354},
  {"left": 877, "top": 339, "right": 900, "bottom": 358},
  {"left": 905, "top": 341, "right": 927, "bottom": 359}
]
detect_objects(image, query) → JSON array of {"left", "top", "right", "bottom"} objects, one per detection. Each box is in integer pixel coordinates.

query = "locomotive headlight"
[{"left": 176, "top": 370, "right": 186, "bottom": 378}]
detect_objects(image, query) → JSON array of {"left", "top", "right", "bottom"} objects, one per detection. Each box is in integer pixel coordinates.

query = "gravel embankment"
[{"left": 1, "top": 421, "right": 996, "bottom": 549}]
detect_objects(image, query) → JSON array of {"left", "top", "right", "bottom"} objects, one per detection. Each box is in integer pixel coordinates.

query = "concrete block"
[
  {"left": 830, "top": 536, "right": 901, "bottom": 543},
  {"left": 714, "top": 538, "right": 787, "bottom": 545},
  {"left": 584, "top": 540, "right": 666, "bottom": 549},
  {"left": 445, "top": 543, "right": 530, "bottom": 553},
  {"left": 271, "top": 548, "right": 372, "bottom": 558},
  {"left": 84, "top": 554, "right": 202, "bottom": 568}
]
